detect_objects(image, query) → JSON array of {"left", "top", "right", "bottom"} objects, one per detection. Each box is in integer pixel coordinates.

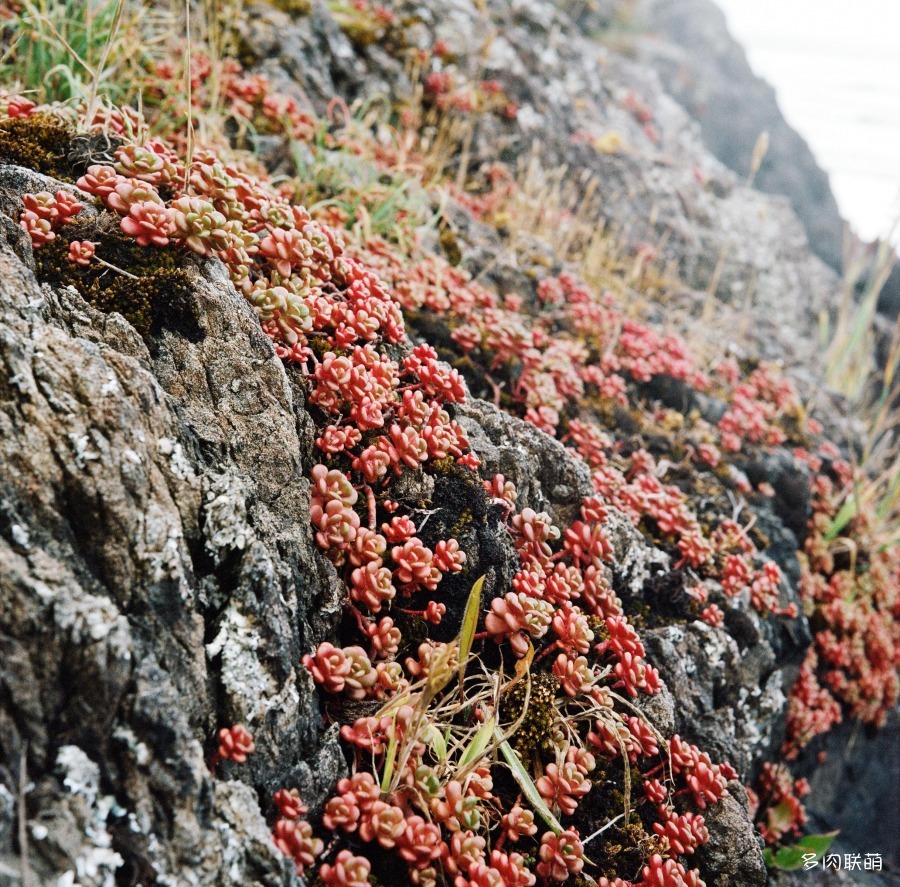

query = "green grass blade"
[
  {"left": 459, "top": 715, "right": 495, "bottom": 768},
  {"left": 496, "top": 734, "right": 562, "bottom": 834}
]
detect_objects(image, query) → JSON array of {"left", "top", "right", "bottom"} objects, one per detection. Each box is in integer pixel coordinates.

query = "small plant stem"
[
  {"left": 95, "top": 255, "right": 139, "bottom": 279},
  {"left": 583, "top": 812, "right": 625, "bottom": 845},
  {"left": 534, "top": 640, "right": 562, "bottom": 665},
  {"left": 364, "top": 484, "right": 377, "bottom": 530},
  {"left": 484, "top": 373, "right": 503, "bottom": 406},
  {"left": 347, "top": 603, "right": 372, "bottom": 638},
  {"left": 643, "top": 761, "right": 666, "bottom": 780}
]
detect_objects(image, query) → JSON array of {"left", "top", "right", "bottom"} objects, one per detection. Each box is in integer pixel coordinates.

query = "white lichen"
[
  {"left": 112, "top": 724, "right": 152, "bottom": 766},
  {"left": 99, "top": 374, "right": 120, "bottom": 396},
  {"left": 68, "top": 432, "right": 100, "bottom": 469},
  {"left": 157, "top": 436, "right": 193, "bottom": 481},
  {"left": 10, "top": 523, "right": 30, "bottom": 548},
  {"left": 206, "top": 604, "right": 298, "bottom": 723},
  {"left": 54, "top": 746, "right": 124, "bottom": 887},
  {"left": 53, "top": 591, "right": 132, "bottom": 660},
  {"left": 202, "top": 473, "right": 253, "bottom": 560}
]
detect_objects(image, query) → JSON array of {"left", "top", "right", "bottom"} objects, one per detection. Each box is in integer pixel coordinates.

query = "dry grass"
[
  {"left": 1, "top": 0, "right": 169, "bottom": 108},
  {"left": 823, "top": 230, "right": 897, "bottom": 402}
]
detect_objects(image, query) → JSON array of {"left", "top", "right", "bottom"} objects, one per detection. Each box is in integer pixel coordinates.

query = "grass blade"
[
  {"left": 458, "top": 574, "right": 485, "bottom": 699},
  {"left": 496, "top": 733, "right": 562, "bottom": 834},
  {"left": 460, "top": 715, "right": 495, "bottom": 768}
]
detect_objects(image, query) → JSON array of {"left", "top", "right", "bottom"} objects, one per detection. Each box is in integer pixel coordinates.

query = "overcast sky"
[{"left": 715, "top": 0, "right": 900, "bottom": 245}]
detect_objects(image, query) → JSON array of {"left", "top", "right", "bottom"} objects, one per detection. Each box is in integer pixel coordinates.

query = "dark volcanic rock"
[
  {"left": 0, "top": 0, "right": 884, "bottom": 882},
  {"left": 697, "top": 782, "right": 767, "bottom": 887},
  {"left": 795, "top": 710, "right": 900, "bottom": 879},
  {"left": 457, "top": 398, "right": 594, "bottom": 528}
]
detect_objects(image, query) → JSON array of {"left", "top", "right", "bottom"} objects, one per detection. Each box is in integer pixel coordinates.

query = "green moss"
[
  {"left": 308, "top": 336, "right": 343, "bottom": 360},
  {"left": 88, "top": 270, "right": 197, "bottom": 337},
  {"left": 439, "top": 226, "right": 462, "bottom": 266},
  {"left": 448, "top": 507, "right": 473, "bottom": 539},
  {"left": 32, "top": 218, "right": 201, "bottom": 339},
  {"left": 575, "top": 763, "right": 664, "bottom": 878},
  {"left": 428, "top": 455, "right": 455, "bottom": 476},
  {"left": 0, "top": 113, "right": 75, "bottom": 179},
  {"left": 500, "top": 672, "right": 558, "bottom": 759}
]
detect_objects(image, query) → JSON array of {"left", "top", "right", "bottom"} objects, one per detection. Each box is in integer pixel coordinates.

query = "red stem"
[
  {"left": 347, "top": 603, "right": 373, "bottom": 638},
  {"left": 364, "top": 484, "right": 377, "bottom": 530},
  {"left": 534, "top": 640, "right": 562, "bottom": 664},
  {"left": 484, "top": 374, "right": 503, "bottom": 406}
]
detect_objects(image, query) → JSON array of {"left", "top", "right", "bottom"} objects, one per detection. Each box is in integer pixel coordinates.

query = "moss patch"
[
  {"left": 0, "top": 113, "right": 75, "bottom": 179},
  {"left": 500, "top": 672, "right": 558, "bottom": 759},
  {"left": 32, "top": 215, "right": 202, "bottom": 340},
  {"left": 256, "top": 0, "right": 311, "bottom": 13}
]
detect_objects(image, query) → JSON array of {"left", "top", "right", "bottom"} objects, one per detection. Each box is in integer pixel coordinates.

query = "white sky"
[{"left": 715, "top": 0, "right": 900, "bottom": 245}]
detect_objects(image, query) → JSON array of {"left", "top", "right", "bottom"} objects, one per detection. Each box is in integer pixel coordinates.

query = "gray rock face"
[
  {"left": 797, "top": 710, "right": 900, "bottom": 878},
  {"left": 457, "top": 399, "right": 594, "bottom": 528},
  {"left": 643, "top": 623, "right": 784, "bottom": 778},
  {"left": 0, "top": 186, "right": 338, "bottom": 883},
  {"left": 697, "top": 783, "right": 768, "bottom": 887}
]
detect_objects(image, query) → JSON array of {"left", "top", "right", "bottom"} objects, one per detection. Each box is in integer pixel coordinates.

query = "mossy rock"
[
  {"left": 0, "top": 113, "right": 75, "bottom": 180},
  {"left": 32, "top": 215, "right": 203, "bottom": 341}
]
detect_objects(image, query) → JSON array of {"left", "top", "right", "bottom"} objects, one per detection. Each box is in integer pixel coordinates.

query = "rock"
[
  {"left": 457, "top": 398, "right": 594, "bottom": 528},
  {"left": 696, "top": 783, "right": 767, "bottom": 887},
  {"left": 642, "top": 622, "right": 784, "bottom": 776},
  {"left": 769, "top": 868, "right": 898, "bottom": 887},
  {"left": 633, "top": 0, "right": 846, "bottom": 273},
  {"left": 738, "top": 449, "right": 812, "bottom": 546},
  {"left": 0, "top": 194, "right": 327, "bottom": 882},
  {"left": 794, "top": 710, "right": 900, "bottom": 876}
]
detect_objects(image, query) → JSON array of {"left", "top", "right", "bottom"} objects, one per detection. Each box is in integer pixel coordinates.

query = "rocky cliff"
[
  {"left": 0, "top": 1, "right": 895, "bottom": 886},
  {"left": 631, "top": 0, "right": 847, "bottom": 273}
]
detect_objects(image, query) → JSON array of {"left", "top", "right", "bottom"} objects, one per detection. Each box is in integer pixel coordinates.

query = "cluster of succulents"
[
  {"left": 3, "top": 16, "right": 897, "bottom": 879},
  {"left": 356, "top": 250, "right": 801, "bottom": 621},
  {"left": 780, "top": 442, "right": 899, "bottom": 757},
  {"left": 746, "top": 763, "right": 810, "bottom": 845},
  {"left": 17, "top": 188, "right": 83, "bottom": 244},
  {"left": 295, "top": 473, "right": 737, "bottom": 885}
]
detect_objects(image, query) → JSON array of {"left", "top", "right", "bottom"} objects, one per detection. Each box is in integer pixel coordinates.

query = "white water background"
[{"left": 715, "top": 0, "right": 900, "bottom": 247}]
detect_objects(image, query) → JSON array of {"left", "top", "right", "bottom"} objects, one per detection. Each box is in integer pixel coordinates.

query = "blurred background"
[{"left": 716, "top": 0, "right": 900, "bottom": 248}]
